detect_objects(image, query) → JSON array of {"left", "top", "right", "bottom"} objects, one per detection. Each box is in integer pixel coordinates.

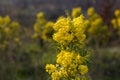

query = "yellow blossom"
[
  {"left": 46, "top": 50, "right": 89, "bottom": 79},
  {"left": 51, "top": 71, "right": 62, "bottom": 80},
  {"left": 72, "top": 7, "right": 81, "bottom": 18},
  {"left": 42, "top": 21, "right": 54, "bottom": 41},
  {"left": 87, "top": 7, "right": 94, "bottom": 16},
  {"left": 3, "top": 16, "right": 11, "bottom": 25},
  {"left": 114, "top": 9, "right": 120, "bottom": 17},
  {"left": 46, "top": 64, "right": 56, "bottom": 74},
  {"left": 53, "top": 31, "right": 74, "bottom": 45},
  {"left": 78, "top": 65, "right": 88, "bottom": 75},
  {"left": 53, "top": 17, "right": 69, "bottom": 31},
  {"left": 4, "top": 27, "right": 11, "bottom": 34},
  {"left": 37, "top": 12, "right": 44, "bottom": 19},
  {"left": 11, "top": 21, "right": 20, "bottom": 29},
  {"left": 34, "top": 23, "right": 41, "bottom": 33},
  {"left": 53, "top": 15, "right": 86, "bottom": 46},
  {"left": 0, "top": 16, "right": 3, "bottom": 25},
  {"left": 57, "top": 50, "right": 72, "bottom": 67}
]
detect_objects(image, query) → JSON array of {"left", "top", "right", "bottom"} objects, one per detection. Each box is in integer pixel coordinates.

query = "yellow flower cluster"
[
  {"left": 32, "top": 12, "right": 46, "bottom": 39},
  {"left": 37, "top": 12, "right": 46, "bottom": 25},
  {"left": 53, "top": 15, "right": 87, "bottom": 46},
  {"left": 32, "top": 12, "right": 54, "bottom": 42},
  {"left": 11, "top": 21, "right": 20, "bottom": 29},
  {"left": 46, "top": 50, "right": 88, "bottom": 80},
  {"left": 72, "top": 7, "right": 81, "bottom": 18},
  {"left": 114, "top": 9, "right": 120, "bottom": 17},
  {"left": 87, "top": 7, "right": 101, "bottom": 21},
  {"left": 111, "top": 9, "right": 120, "bottom": 35},
  {"left": 0, "top": 16, "right": 11, "bottom": 25},
  {"left": 86, "top": 7, "right": 110, "bottom": 45},
  {"left": 42, "top": 21, "right": 54, "bottom": 41},
  {"left": 46, "top": 11, "right": 90, "bottom": 80},
  {"left": 78, "top": 65, "right": 88, "bottom": 75},
  {"left": 87, "top": 7, "right": 95, "bottom": 16},
  {"left": 0, "top": 16, "right": 21, "bottom": 49},
  {"left": 33, "top": 12, "right": 46, "bottom": 33},
  {"left": 46, "top": 64, "right": 56, "bottom": 74},
  {"left": 88, "top": 18, "right": 102, "bottom": 35}
]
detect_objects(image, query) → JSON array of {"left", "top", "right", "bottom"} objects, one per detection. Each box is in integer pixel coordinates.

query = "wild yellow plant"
[
  {"left": 46, "top": 14, "right": 90, "bottom": 80},
  {"left": 86, "top": 7, "right": 110, "bottom": 46},
  {"left": 72, "top": 7, "right": 81, "bottom": 18},
  {"left": 111, "top": 9, "right": 120, "bottom": 35},
  {"left": 53, "top": 15, "right": 87, "bottom": 49},
  {"left": 0, "top": 16, "right": 21, "bottom": 49},
  {"left": 32, "top": 12, "right": 54, "bottom": 42}
]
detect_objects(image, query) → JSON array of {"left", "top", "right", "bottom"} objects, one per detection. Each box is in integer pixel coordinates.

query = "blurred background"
[
  {"left": 0, "top": 0, "right": 120, "bottom": 27},
  {"left": 0, "top": 0, "right": 120, "bottom": 80}
]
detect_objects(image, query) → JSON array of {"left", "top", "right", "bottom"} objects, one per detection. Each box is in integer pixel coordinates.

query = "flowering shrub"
[
  {"left": 32, "top": 12, "right": 54, "bottom": 42},
  {"left": 86, "top": 7, "right": 110, "bottom": 46},
  {"left": 0, "top": 16, "right": 21, "bottom": 49},
  {"left": 1, "top": 7, "right": 120, "bottom": 80},
  {"left": 46, "top": 15, "right": 90, "bottom": 80}
]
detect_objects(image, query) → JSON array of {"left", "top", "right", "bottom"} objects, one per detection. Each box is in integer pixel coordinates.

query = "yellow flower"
[
  {"left": 42, "top": 21, "right": 54, "bottom": 41},
  {"left": 95, "top": 18, "right": 102, "bottom": 25},
  {"left": 111, "top": 19, "right": 116, "bottom": 25},
  {"left": 53, "top": 31, "right": 74, "bottom": 45},
  {"left": 87, "top": 7, "right": 94, "bottom": 16},
  {"left": 112, "top": 9, "right": 120, "bottom": 35},
  {"left": 72, "top": 7, "right": 81, "bottom": 18},
  {"left": 57, "top": 50, "right": 72, "bottom": 67},
  {"left": 114, "top": 9, "right": 120, "bottom": 17},
  {"left": 46, "top": 12, "right": 89, "bottom": 79},
  {"left": 11, "top": 21, "right": 20, "bottom": 29},
  {"left": 76, "top": 54, "right": 83, "bottom": 64},
  {"left": 46, "top": 64, "right": 56, "bottom": 74},
  {"left": 34, "top": 23, "right": 41, "bottom": 33},
  {"left": 78, "top": 65, "right": 88, "bottom": 75},
  {"left": 0, "top": 16, "right": 3, "bottom": 25},
  {"left": 60, "top": 68, "right": 68, "bottom": 77},
  {"left": 3, "top": 16, "right": 11, "bottom": 25},
  {"left": 37, "top": 12, "right": 44, "bottom": 19},
  {"left": 117, "top": 18, "right": 120, "bottom": 27},
  {"left": 73, "top": 15, "right": 86, "bottom": 42},
  {"left": 57, "top": 16, "right": 65, "bottom": 20},
  {"left": 4, "top": 27, "right": 11, "bottom": 34},
  {"left": 46, "top": 50, "right": 89, "bottom": 79},
  {"left": 37, "top": 12, "right": 46, "bottom": 25},
  {"left": 53, "top": 15, "right": 86, "bottom": 46},
  {"left": 75, "top": 77, "right": 81, "bottom": 80},
  {"left": 73, "top": 15, "right": 87, "bottom": 32},
  {"left": 51, "top": 71, "right": 62, "bottom": 80},
  {"left": 53, "top": 17, "right": 69, "bottom": 31}
]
